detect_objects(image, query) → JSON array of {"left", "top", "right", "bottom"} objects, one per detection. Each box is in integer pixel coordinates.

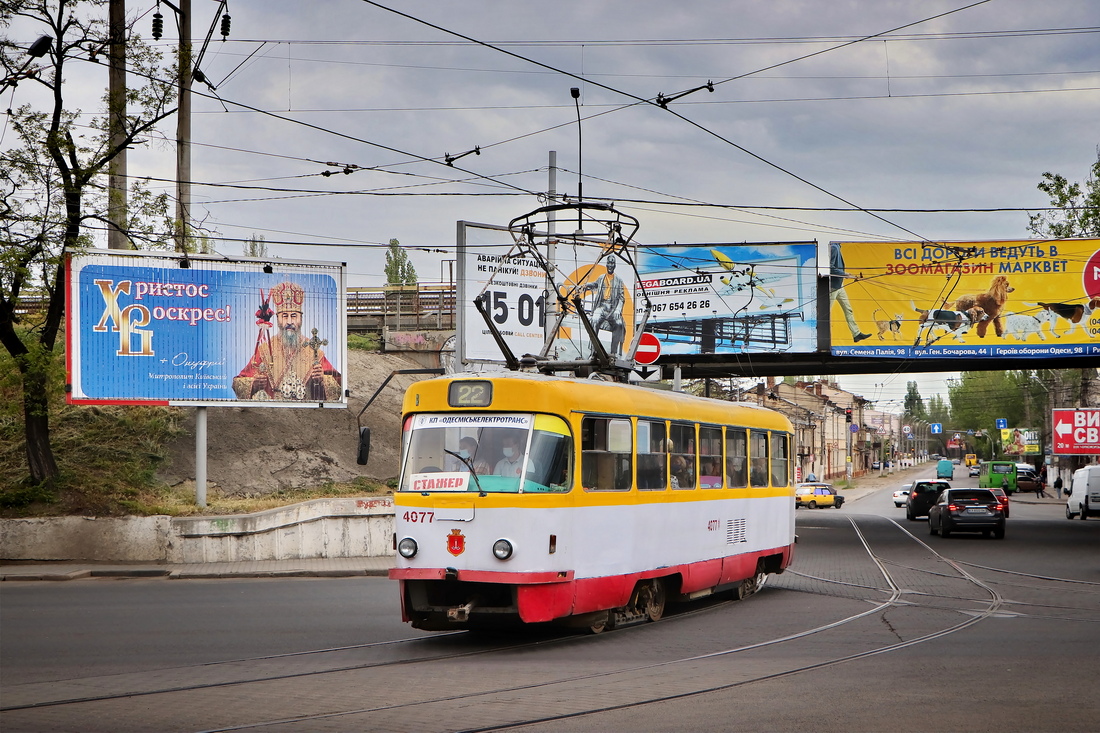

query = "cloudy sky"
[{"left": 9, "top": 0, "right": 1099, "bottom": 401}]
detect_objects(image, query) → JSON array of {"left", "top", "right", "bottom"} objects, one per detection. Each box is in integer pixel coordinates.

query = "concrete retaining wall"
[{"left": 0, "top": 497, "right": 395, "bottom": 563}]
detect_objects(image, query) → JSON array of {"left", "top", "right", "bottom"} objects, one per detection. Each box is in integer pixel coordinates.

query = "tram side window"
[
  {"left": 771, "top": 432, "right": 789, "bottom": 487},
  {"left": 699, "top": 426, "right": 723, "bottom": 488},
  {"left": 670, "top": 422, "right": 696, "bottom": 490},
  {"left": 725, "top": 429, "right": 748, "bottom": 488},
  {"left": 581, "top": 417, "right": 632, "bottom": 491},
  {"left": 749, "top": 430, "right": 769, "bottom": 488},
  {"left": 637, "top": 420, "right": 667, "bottom": 490}
]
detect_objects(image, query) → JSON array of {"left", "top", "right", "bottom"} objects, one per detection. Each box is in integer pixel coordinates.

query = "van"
[
  {"left": 979, "top": 461, "right": 1017, "bottom": 493},
  {"left": 936, "top": 459, "right": 954, "bottom": 480},
  {"left": 1065, "top": 465, "right": 1100, "bottom": 520}
]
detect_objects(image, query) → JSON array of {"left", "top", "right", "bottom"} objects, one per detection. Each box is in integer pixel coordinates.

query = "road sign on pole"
[
  {"left": 634, "top": 332, "right": 661, "bottom": 365},
  {"left": 1052, "top": 408, "right": 1100, "bottom": 455},
  {"left": 930, "top": 423, "right": 941, "bottom": 434},
  {"left": 996, "top": 418, "right": 1008, "bottom": 430}
]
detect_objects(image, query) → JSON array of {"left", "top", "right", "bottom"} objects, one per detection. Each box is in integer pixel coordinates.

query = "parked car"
[
  {"left": 796, "top": 483, "right": 845, "bottom": 509},
  {"left": 905, "top": 479, "right": 951, "bottom": 520},
  {"left": 928, "top": 488, "right": 1006, "bottom": 539},
  {"left": 989, "top": 486, "right": 1010, "bottom": 518},
  {"left": 1016, "top": 467, "right": 1041, "bottom": 493},
  {"left": 892, "top": 487, "right": 911, "bottom": 507},
  {"left": 1066, "top": 465, "right": 1100, "bottom": 519},
  {"left": 871, "top": 461, "right": 881, "bottom": 470}
]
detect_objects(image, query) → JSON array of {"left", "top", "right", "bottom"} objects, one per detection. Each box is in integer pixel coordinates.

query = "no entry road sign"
[{"left": 635, "top": 332, "right": 661, "bottom": 365}]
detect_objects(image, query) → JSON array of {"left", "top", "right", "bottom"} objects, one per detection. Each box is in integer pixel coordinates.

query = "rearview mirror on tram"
[{"left": 356, "top": 426, "right": 371, "bottom": 465}]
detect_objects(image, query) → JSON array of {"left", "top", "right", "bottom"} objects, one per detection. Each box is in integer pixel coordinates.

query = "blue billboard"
[
  {"left": 634, "top": 242, "right": 818, "bottom": 354},
  {"left": 66, "top": 250, "right": 346, "bottom": 406}
]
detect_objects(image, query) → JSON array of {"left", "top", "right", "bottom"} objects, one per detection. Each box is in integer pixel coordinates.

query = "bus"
[
  {"left": 387, "top": 371, "right": 796, "bottom": 633},
  {"left": 979, "top": 461, "right": 1017, "bottom": 493},
  {"left": 965, "top": 453, "right": 978, "bottom": 467}
]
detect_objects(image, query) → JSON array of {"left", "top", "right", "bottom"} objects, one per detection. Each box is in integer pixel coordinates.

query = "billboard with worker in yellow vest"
[{"left": 828, "top": 238, "right": 1100, "bottom": 359}]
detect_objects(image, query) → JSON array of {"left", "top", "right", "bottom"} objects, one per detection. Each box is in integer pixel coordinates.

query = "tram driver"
[{"left": 495, "top": 433, "right": 525, "bottom": 477}]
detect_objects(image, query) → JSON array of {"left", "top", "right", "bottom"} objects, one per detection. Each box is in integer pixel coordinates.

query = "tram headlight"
[
  {"left": 492, "top": 539, "right": 513, "bottom": 560},
  {"left": 397, "top": 537, "right": 418, "bottom": 558}
]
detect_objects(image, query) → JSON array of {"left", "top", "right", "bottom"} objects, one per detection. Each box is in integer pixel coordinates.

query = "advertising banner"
[
  {"left": 1052, "top": 408, "right": 1100, "bottom": 455},
  {"left": 1001, "top": 427, "right": 1041, "bottom": 456},
  {"left": 634, "top": 242, "right": 817, "bottom": 354},
  {"left": 828, "top": 238, "right": 1100, "bottom": 359},
  {"left": 458, "top": 222, "right": 555, "bottom": 364},
  {"left": 457, "top": 229, "right": 818, "bottom": 364},
  {"left": 67, "top": 249, "right": 346, "bottom": 406}
]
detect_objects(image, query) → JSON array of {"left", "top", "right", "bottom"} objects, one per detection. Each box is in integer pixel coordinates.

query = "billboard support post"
[{"left": 195, "top": 406, "right": 207, "bottom": 507}]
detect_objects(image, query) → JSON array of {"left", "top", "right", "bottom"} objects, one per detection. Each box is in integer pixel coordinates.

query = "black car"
[
  {"left": 928, "top": 488, "right": 1006, "bottom": 539},
  {"left": 905, "top": 480, "right": 951, "bottom": 520}
]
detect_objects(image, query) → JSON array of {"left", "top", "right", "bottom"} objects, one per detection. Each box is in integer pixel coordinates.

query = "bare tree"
[{"left": 1, "top": 0, "right": 175, "bottom": 486}]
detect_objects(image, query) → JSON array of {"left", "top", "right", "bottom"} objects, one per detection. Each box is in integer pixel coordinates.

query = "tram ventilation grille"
[{"left": 726, "top": 518, "right": 747, "bottom": 544}]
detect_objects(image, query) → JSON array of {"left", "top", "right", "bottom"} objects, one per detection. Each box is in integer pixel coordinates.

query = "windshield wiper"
[{"left": 443, "top": 449, "right": 485, "bottom": 494}]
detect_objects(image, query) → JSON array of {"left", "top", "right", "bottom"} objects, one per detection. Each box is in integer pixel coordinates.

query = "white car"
[{"left": 892, "top": 487, "right": 911, "bottom": 507}]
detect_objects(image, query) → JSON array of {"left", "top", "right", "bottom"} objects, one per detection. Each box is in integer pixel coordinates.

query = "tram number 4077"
[{"left": 403, "top": 511, "right": 435, "bottom": 523}]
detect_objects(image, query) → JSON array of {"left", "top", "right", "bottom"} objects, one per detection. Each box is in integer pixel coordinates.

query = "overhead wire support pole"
[{"left": 107, "top": 0, "right": 128, "bottom": 250}]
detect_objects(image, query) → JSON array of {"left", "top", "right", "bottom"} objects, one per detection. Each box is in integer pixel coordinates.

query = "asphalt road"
[{"left": 2, "top": 478, "right": 1097, "bottom": 732}]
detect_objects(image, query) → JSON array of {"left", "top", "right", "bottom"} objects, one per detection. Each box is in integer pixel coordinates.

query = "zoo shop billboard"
[
  {"left": 66, "top": 249, "right": 347, "bottom": 406},
  {"left": 828, "top": 238, "right": 1100, "bottom": 360}
]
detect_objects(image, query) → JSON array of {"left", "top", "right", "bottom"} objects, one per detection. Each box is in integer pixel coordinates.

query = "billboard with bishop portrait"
[{"left": 66, "top": 249, "right": 347, "bottom": 407}]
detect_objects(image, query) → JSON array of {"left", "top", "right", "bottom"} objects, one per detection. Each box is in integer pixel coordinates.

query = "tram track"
[{"left": 3, "top": 513, "right": 1090, "bottom": 732}]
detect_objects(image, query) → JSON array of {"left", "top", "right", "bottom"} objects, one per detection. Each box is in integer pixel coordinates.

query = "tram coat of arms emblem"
[{"left": 446, "top": 529, "right": 466, "bottom": 557}]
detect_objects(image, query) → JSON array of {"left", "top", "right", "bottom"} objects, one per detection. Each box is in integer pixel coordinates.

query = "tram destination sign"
[{"left": 1052, "top": 408, "right": 1100, "bottom": 455}]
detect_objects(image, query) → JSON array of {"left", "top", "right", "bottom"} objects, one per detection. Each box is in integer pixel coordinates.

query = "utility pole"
[
  {"left": 545, "top": 151, "right": 558, "bottom": 345},
  {"left": 107, "top": 0, "right": 127, "bottom": 249},
  {"left": 175, "top": 0, "right": 191, "bottom": 252}
]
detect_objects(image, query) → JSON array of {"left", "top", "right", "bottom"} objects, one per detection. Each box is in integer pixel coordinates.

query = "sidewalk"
[
  {"left": 841, "top": 463, "right": 1068, "bottom": 507},
  {"left": 0, "top": 556, "right": 395, "bottom": 582},
  {"left": 2, "top": 466, "right": 1067, "bottom": 582}
]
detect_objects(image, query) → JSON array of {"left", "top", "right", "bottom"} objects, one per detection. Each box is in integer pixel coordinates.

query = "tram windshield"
[{"left": 399, "top": 413, "right": 572, "bottom": 493}]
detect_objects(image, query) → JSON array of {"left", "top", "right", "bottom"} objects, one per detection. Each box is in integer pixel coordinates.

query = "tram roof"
[{"left": 404, "top": 371, "right": 793, "bottom": 431}]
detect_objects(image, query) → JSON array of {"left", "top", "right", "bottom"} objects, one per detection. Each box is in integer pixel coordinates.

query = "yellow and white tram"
[{"left": 389, "top": 371, "right": 796, "bottom": 631}]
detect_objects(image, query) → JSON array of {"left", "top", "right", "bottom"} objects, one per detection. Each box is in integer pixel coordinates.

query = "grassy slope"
[{"left": 1, "top": 333, "right": 387, "bottom": 517}]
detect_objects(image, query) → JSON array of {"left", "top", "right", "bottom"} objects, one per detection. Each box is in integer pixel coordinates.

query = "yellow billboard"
[{"left": 829, "top": 238, "right": 1100, "bottom": 360}]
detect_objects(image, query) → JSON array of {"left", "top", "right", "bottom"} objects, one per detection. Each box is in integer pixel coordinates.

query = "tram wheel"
[
  {"left": 587, "top": 610, "right": 612, "bottom": 634},
  {"left": 736, "top": 572, "right": 764, "bottom": 601},
  {"left": 640, "top": 579, "right": 667, "bottom": 622}
]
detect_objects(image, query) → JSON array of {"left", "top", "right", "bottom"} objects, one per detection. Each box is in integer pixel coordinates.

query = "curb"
[{"left": 1, "top": 565, "right": 392, "bottom": 582}]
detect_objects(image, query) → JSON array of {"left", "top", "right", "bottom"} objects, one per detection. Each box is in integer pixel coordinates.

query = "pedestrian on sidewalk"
[
  {"left": 1036, "top": 477, "right": 1048, "bottom": 499},
  {"left": 1054, "top": 474, "right": 1063, "bottom": 499}
]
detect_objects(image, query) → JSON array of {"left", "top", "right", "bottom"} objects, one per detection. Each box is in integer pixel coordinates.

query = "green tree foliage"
[
  {"left": 244, "top": 233, "right": 268, "bottom": 258},
  {"left": 1, "top": 0, "right": 175, "bottom": 486},
  {"left": 1027, "top": 149, "right": 1100, "bottom": 238},
  {"left": 903, "top": 380, "right": 926, "bottom": 421},
  {"left": 925, "top": 393, "right": 951, "bottom": 453},
  {"left": 384, "top": 238, "right": 417, "bottom": 285}
]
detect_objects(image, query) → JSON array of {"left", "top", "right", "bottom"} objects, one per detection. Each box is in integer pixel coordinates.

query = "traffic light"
[{"left": 845, "top": 408, "right": 853, "bottom": 423}]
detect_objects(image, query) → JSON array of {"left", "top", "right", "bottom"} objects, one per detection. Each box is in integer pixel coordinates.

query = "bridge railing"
[{"left": 16, "top": 283, "right": 459, "bottom": 334}]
